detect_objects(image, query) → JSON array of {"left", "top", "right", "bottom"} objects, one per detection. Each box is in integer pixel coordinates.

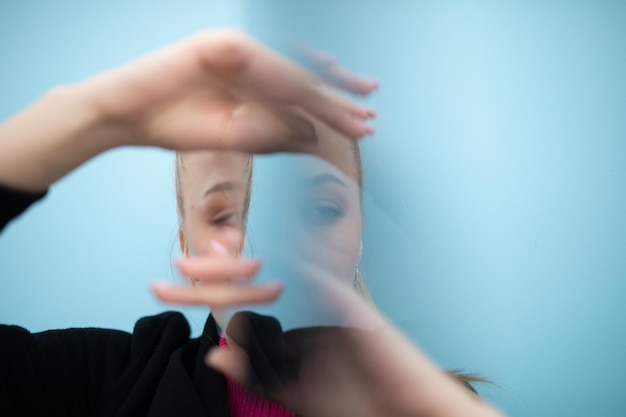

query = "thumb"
[{"left": 205, "top": 346, "right": 249, "bottom": 383}]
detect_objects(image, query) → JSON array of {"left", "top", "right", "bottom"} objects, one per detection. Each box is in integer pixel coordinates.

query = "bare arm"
[
  {"left": 0, "top": 85, "right": 120, "bottom": 192},
  {"left": 0, "top": 30, "right": 376, "bottom": 193}
]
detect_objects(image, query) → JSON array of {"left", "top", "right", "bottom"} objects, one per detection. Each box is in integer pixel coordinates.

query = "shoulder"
[
  {"left": 0, "top": 312, "right": 200, "bottom": 416},
  {"left": 134, "top": 310, "right": 191, "bottom": 335},
  {"left": 130, "top": 311, "right": 193, "bottom": 352},
  {"left": 0, "top": 311, "right": 192, "bottom": 363}
]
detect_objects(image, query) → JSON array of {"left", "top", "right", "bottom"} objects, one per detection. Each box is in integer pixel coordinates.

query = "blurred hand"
[
  {"left": 152, "top": 233, "right": 282, "bottom": 311},
  {"left": 0, "top": 30, "right": 377, "bottom": 192},
  {"left": 158, "top": 254, "right": 504, "bottom": 417},
  {"left": 86, "top": 30, "right": 377, "bottom": 154}
]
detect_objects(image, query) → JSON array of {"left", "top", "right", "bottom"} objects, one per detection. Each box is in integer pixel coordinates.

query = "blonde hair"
[{"left": 346, "top": 142, "right": 489, "bottom": 394}]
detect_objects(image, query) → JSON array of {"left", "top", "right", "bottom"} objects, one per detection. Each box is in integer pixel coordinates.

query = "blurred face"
[
  {"left": 292, "top": 121, "right": 363, "bottom": 284},
  {"left": 177, "top": 122, "right": 363, "bottom": 326},
  {"left": 178, "top": 151, "right": 250, "bottom": 258}
]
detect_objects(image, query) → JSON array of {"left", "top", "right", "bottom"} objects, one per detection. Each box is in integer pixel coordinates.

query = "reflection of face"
[
  {"left": 179, "top": 122, "right": 362, "bottom": 266},
  {"left": 178, "top": 151, "right": 250, "bottom": 258},
  {"left": 178, "top": 123, "right": 363, "bottom": 328},
  {"left": 253, "top": 120, "right": 363, "bottom": 287},
  {"left": 285, "top": 155, "right": 362, "bottom": 285},
  {"left": 306, "top": 121, "right": 363, "bottom": 283}
]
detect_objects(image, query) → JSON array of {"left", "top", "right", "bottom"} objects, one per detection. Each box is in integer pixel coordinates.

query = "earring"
[
  {"left": 190, "top": 276, "right": 197, "bottom": 288},
  {"left": 354, "top": 266, "right": 361, "bottom": 288}
]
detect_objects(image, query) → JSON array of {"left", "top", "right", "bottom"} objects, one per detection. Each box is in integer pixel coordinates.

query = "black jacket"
[{"left": 0, "top": 185, "right": 230, "bottom": 417}]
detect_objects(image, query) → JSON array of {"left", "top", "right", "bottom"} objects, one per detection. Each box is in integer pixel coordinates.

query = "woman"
[
  {"left": 169, "top": 113, "right": 483, "bottom": 416},
  {"left": 0, "top": 30, "right": 502, "bottom": 417}
]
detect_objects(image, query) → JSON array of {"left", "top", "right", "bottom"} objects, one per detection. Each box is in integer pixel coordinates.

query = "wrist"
[
  {"left": 66, "top": 77, "right": 135, "bottom": 149},
  {"left": 0, "top": 82, "right": 126, "bottom": 192}
]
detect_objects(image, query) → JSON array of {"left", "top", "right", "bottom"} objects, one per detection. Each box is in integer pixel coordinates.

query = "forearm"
[
  {"left": 0, "top": 83, "right": 124, "bottom": 192},
  {"left": 375, "top": 325, "right": 506, "bottom": 417}
]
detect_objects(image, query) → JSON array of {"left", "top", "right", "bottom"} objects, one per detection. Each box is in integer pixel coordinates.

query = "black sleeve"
[
  {"left": 0, "top": 184, "right": 47, "bottom": 233},
  {"left": 0, "top": 324, "right": 131, "bottom": 416},
  {"left": 0, "top": 312, "right": 191, "bottom": 417},
  {"left": 1, "top": 185, "right": 197, "bottom": 415}
]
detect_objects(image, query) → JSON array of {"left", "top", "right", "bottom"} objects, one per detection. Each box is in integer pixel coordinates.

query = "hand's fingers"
[
  {"left": 219, "top": 103, "right": 319, "bottom": 153},
  {"left": 294, "top": 86, "right": 375, "bottom": 139},
  {"left": 205, "top": 346, "right": 249, "bottom": 383},
  {"left": 151, "top": 281, "right": 282, "bottom": 308},
  {"left": 291, "top": 42, "right": 379, "bottom": 95},
  {"left": 323, "top": 64, "right": 379, "bottom": 96},
  {"left": 194, "top": 31, "right": 376, "bottom": 140},
  {"left": 176, "top": 257, "right": 262, "bottom": 282},
  {"left": 148, "top": 96, "right": 319, "bottom": 153}
]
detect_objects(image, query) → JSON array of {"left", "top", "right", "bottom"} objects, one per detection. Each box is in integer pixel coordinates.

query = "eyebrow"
[
  {"left": 203, "top": 181, "right": 245, "bottom": 198},
  {"left": 300, "top": 173, "right": 347, "bottom": 188}
]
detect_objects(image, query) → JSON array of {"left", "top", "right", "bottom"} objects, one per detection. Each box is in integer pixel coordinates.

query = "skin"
[
  {"left": 277, "top": 122, "right": 363, "bottom": 284},
  {"left": 0, "top": 28, "right": 504, "bottom": 417},
  {"left": 168, "top": 126, "right": 504, "bottom": 417},
  {"left": 174, "top": 151, "right": 272, "bottom": 312},
  {"left": 0, "top": 30, "right": 376, "bottom": 192},
  {"left": 172, "top": 119, "right": 363, "bottom": 318},
  {"left": 177, "top": 151, "right": 249, "bottom": 260}
]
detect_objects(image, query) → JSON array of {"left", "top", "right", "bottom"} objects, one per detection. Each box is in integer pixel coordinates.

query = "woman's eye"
[
  {"left": 211, "top": 212, "right": 240, "bottom": 227},
  {"left": 301, "top": 201, "right": 344, "bottom": 225}
]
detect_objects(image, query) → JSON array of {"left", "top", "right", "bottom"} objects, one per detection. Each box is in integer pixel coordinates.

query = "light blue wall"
[
  {"left": 1, "top": 2, "right": 625, "bottom": 417},
  {"left": 0, "top": 0, "right": 244, "bottom": 335},
  {"left": 241, "top": 2, "right": 626, "bottom": 417}
]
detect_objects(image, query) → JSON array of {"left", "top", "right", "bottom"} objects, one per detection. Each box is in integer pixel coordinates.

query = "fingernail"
[
  {"left": 265, "top": 281, "right": 284, "bottom": 293},
  {"left": 210, "top": 240, "right": 229, "bottom": 255},
  {"left": 358, "top": 78, "right": 379, "bottom": 93},
  {"left": 151, "top": 281, "right": 175, "bottom": 291},
  {"left": 359, "top": 123, "right": 375, "bottom": 136}
]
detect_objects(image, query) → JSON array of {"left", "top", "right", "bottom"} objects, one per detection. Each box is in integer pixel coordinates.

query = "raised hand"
[
  {"left": 0, "top": 30, "right": 376, "bottom": 191},
  {"left": 88, "top": 30, "right": 377, "bottom": 153}
]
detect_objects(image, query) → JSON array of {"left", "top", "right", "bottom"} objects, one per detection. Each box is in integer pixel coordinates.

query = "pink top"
[{"left": 219, "top": 334, "right": 297, "bottom": 417}]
